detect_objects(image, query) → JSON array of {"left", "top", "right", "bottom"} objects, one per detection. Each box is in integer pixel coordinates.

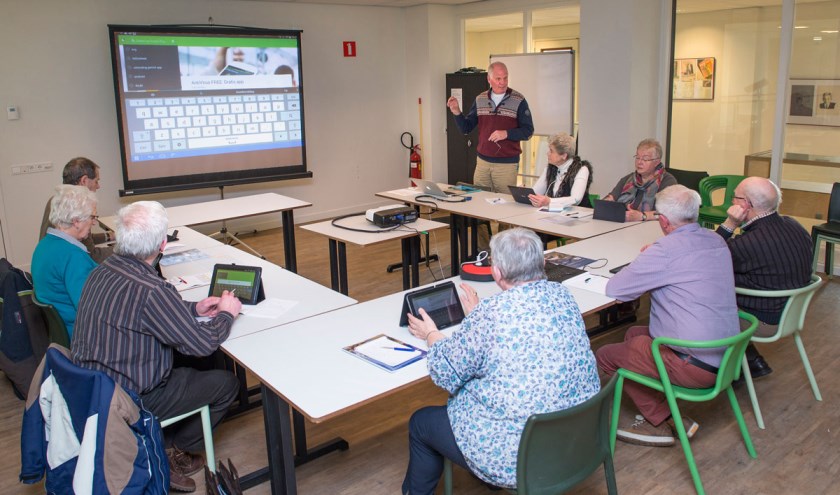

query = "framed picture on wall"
[
  {"left": 788, "top": 79, "right": 840, "bottom": 126},
  {"left": 673, "top": 57, "right": 715, "bottom": 101}
]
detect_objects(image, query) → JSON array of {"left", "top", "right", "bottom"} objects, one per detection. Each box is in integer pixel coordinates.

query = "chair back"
[
  {"left": 714, "top": 312, "right": 759, "bottom": 391},
  {"left": 516, "top": 375, "right": 617, "bottom": 495},
  {"left": 30, "top": 294, "right": 71, "bottom": 348},
  {"left": 668, "top": 168, "right": 709, "bottom": 193},
  {"left": 735, "top": 274, "right": 823, "bottom": 342},
  {"left": 828, "top": 182, "right": 840, "bottom": 223},
  {"left": 698, "top": 175, "right": 745, "bottom": 208}
]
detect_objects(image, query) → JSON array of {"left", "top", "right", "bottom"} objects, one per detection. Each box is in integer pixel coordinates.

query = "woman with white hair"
[
  {"left": 527, "top": 132, "right": 593, "bottom": 209},
  {"left": 31, "top": 184, "right": 98, "bottom": 337},
  {"left": 401, "top": 227, "right": 600, "bottom": 493}
]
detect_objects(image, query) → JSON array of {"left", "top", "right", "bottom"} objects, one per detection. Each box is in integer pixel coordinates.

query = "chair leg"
[
  {"left": 667, "top": 404, "right": 704, "bottom": 495},
  {"left": 794, "top": 332, "right": 822, "bottom": 401},
  {"left": 604, "top": 456, "right": 618, "bottom": 495},
  {"left": 443, "top": 458, "right": 453, "bottom": 495},
  {"left": 741, "top": 355, "right": 765, "bottom": 429},
  {"left": 200, "top": 405, "right": 216, "bottom": 473},
  {"left": 609, "top": 376, "right": 624, "bottom": 455},
  {"left": 726, "top": 387, "right": 757, "bottom": 458},
  {"left": 826, "top": 240, "right": 835, "bottom": 277}
]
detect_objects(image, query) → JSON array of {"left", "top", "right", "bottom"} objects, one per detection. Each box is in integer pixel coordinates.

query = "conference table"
[
  {"left": 301, "top": 216, "right": 448, "bottom": 294},
  {"left": 221, "top": 273, "right": 617, "bottom": 494},
  {"left": 376, "top": 185, "right": 641, "bottom": 274},
  {"left": 100, "top": 192, "right": 311, "bottom": 272}
]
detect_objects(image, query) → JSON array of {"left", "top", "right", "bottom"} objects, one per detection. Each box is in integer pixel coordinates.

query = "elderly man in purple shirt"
[{"left": 596, "top": 185, "right": 739, "bottom": 447}]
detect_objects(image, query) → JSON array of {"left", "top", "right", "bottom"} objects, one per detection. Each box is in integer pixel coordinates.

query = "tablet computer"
[
  {"left": 208, "top": 264, "right": 264, "bottom": 305},
  {"left": 593, "top": 199, "right": 627, "bottom": 223},
  {"left": 399, "top": 281, "right": 465, "bottom": 329},
  {"left": 508, "top": 185, "right": 536, "bottom": 205}
]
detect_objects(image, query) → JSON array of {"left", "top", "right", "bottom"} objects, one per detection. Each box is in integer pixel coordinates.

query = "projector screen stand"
[{"left": 209, "top": 186, "right": 267, "bottom": 260}]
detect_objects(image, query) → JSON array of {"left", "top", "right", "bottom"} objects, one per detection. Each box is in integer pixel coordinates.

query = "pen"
[
  {"left": 178, "top": 277, "right": 187, "bottom": 284},
  {"left": 230, "top": 289, "right": 236, "bottom": 296},
  {"left": 584, "top": 278, "right": 592, "bottom": 283},
  {"left": 382, "top": 346, "right": 414, "bottom": 352}
]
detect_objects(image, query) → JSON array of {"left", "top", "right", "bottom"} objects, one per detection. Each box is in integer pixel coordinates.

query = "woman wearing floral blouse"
[{"left": 402, "top": 227, "right": 601, "bottom": 493}]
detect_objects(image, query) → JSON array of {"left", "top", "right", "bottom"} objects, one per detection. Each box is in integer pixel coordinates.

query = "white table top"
[
  {"left": 503, "top": 207, "right": 641, "bottom": 240},
  {"left": 221, "top": 275, "right": 613, "bottom": 422},
  {"left": 100, "top": 192, "right": 311, "bottom": 230},
  {"left": 550, "top": 220, "right": 664, "bottom": 277},
  {"left": 163, "top": 242, "right": 356, "bottom": 341},
  {"left": 301, "top": 216, "right": 448, "bottom": 247}
]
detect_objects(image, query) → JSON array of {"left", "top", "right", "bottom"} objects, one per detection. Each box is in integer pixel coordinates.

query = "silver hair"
[
  {"left": 743, "top": 178, "right": 782, "bottom": 212},
  {"left": 49, "top": 185, "right": 97, "bottom": 228},
  {"left": 549, "top": 132, "right": 577, "bottom": 157},
  {"left": 114, "top": 201, "right": 168, "bottom": 260},
  {"left": 489, "top": 227, "right": 546, "bottom": 284},
  {"left": 637, "top": 138, "right": 663, "bottom": 159},
  {"left": 487, "top": 61, "right": 508, "bottom": 74},
  {"left": 655, "top": 185, "right": 700, "bottom": 226}
]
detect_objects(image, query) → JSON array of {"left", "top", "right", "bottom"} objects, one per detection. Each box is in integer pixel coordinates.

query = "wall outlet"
[{"left": 11, "top": 162, "right": 53, "bottom": 175}]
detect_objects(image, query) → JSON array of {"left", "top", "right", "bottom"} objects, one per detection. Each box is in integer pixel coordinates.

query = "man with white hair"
[
  {"left": 716, "top": 177, "right": 812, "bottom": 379},
  {"left": 73, "top": 201, "right": 241, "bottom": 493},
  {"left": 597, "top": 185, "right": 739, "bottom": 447}
]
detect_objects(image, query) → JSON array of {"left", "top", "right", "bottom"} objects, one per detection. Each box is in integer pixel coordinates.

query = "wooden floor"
[{"left": 3, "top": 219, "right": 839, "bottom": 494}]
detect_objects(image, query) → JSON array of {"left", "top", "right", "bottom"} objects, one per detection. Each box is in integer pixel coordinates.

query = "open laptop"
[
  {"left": 413, "top": 179, "right": 458, "bottom": 199},
  {"left": 593, "top": 199, "right": 627, "bottom": 223},
  {"left": 508, "top": 185, "right": 536, "bottom": 205}
]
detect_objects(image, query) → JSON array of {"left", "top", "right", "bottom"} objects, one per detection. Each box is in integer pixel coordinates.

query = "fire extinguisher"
[{"left": 401, "top": 131, "right": 422, "bottom": 180}]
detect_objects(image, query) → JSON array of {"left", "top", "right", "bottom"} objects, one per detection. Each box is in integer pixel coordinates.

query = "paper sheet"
[
  {"left": 168, "top": 273, "right": 212, "bottom": 292},
  {"left": 239, "top": 298, "right": 299, "bottom": 318},
  {"left": 563, "top": 273, "right": 610, "bottom": 295},
  {"left": 160, "top": 248, "right": 209, "bottom": 266}
]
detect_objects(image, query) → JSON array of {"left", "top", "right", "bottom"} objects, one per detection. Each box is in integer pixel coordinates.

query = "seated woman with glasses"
[
  {"left": 603, "top": 138, "right": 677, "bottom": 222},
  {"left": 401, "top": 227, "right": 600, "bottom": 494},
  {"left": 31, "top": 185, "right": 99, "bottom": 338},
  {"left": 527, "top": 132, "right": 593, "bottom": 210}
]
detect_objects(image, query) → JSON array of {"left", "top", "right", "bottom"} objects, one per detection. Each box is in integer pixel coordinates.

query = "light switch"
[{"left": 7, "top": 105, "right": 20, "bottom": 120}]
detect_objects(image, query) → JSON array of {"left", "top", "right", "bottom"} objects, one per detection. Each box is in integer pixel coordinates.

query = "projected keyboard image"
[{"left": 126, "top": 94, "right": 301, "bottom": 159}]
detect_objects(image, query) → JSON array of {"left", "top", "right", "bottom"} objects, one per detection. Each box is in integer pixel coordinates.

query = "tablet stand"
[{"left": 209, "top": 186, "right": 266, "bottom": 260}]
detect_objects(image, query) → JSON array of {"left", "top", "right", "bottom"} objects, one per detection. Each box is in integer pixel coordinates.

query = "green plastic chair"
[
  {"left": 697, "top": 175, "right": 745, "bottom": 228},
  {"left": 736, "top": 274, "right": 823, "bottom": 429},
  {"left": 159, "top": 405, "right": 216, "bottom": 473},
  {"left": 31, "top": 293, "right": 71, "bottom": 348},
  {"left": 609, "top": 311, "right": 759, "bottom": 495},
  {"left": 444, "top": 375, "right": 619, "bottom": 495}
]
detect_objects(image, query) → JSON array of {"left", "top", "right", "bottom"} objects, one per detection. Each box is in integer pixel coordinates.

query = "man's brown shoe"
[
  {"left": 167, "top": 446, "right": 204, "bottom": 477},
  {"left": 169, "top": 469, "right": 196, "bottom": 493}
]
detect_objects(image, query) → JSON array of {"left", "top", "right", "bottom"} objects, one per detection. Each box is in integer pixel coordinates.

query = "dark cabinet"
[{"left": 446, "top": 72, "right": 488, "bottom": 185}]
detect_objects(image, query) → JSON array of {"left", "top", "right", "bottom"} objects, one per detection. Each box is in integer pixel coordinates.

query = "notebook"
[
  {"left": 413, "top": 179, "right": 458, "bottom": 199},
  {"left": 399, "top": 281, "right": 465, "bottom": 329},
  {"left": 508, "top": 185, "right": 536, "bottom": 205},
  {"left": 593, "top": 199, "right": 627, "bottom": 223}
]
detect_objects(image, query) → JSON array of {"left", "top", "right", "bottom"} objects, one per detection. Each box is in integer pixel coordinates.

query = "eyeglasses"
[
  {"left": 633, "top": 155, "right": 660, "bottom": 163},
  {"left": 732, "top": 196, "right": 753, "bottom": 207},
  {"left": 89, "top": 215, "right": 100, "bottom": 221}
]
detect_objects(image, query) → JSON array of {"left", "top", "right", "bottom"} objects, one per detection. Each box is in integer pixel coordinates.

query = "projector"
[{"left": 366, "top": 205, "right": 418, "bottom": 227}]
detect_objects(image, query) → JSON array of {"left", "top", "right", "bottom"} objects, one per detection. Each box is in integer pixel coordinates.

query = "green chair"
[
  {"left": 697, "top": 175, "right": 745, "bottom": 228},
  {"left": 667, "top": 168, "right": 709, "bottom": 193},
  {"left": 444, "top": 375, "right": 618, "bottom": 495},
  {"left": 31, "top": 294, "right": 71, "bottom": 348},
  {"left": 609, "top": 311, "right": 759, "bottom": 495},
  {"left": 736, "top": 274, "right": 823, "bottom": 429},
  {"left": 159, "top": 405, "right": 216, "bottom": 473}
]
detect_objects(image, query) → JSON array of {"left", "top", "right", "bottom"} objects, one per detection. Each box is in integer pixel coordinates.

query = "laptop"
[
  {"left": 508, "top": 185, "right": 536, "bottom": 205},
  {"left": 544, "top": 252, "right": 591, "bottom": 282},
  {"left": 593, "top": 199, "right": 627, "bottom": 223},
  {"left": 399, "top": 281, "right": 465, "bottom": 329},
  {"left": 413, "top": 179, "right": 458, "bottom": 199}
]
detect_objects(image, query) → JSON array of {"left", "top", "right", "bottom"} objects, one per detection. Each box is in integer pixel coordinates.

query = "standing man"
[
  {"left": 73, "top": 201, "right": 242, "bottom": 493},
  {"left": 40, "top": 157, "right": 113, "bottom": 263},
  {"left": 447, "top": 62, "right": 534, "bottom": 193},
  {"left": 597, "top": 185, "right": 739, "bottom": 447},
  {"left": 715, "top": 177, "right": 812, "bottom": 378}
]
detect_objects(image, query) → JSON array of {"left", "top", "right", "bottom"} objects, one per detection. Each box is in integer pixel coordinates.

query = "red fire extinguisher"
[{"left": 401, "top": 132, "right": 423, "bottom": 181}]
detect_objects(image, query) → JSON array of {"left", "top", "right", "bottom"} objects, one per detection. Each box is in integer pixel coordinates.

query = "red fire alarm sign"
[{"left": 343, "top": 41, "right": 356, "bottom": 57}]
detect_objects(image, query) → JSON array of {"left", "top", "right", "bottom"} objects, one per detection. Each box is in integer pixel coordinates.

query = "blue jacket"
[{"left": 20, "top": 345, "right": 169, "bottom": 494}]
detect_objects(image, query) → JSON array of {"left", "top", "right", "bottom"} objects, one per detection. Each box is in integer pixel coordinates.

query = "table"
[
  {"left": 221, "top": 276, "right": 614, "bottom": 494},
  {"left": 377, "top": 185, "right": 637, "bottom": 274},
  {"left": 301, "top": 216, "right": 448, "bottom": 294},
  {"left": 100, "top": 193, "right": 311, "bottom": 272}
]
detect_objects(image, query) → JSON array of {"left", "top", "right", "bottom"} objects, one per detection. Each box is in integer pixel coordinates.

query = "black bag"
[{"left": 204, "top": 459, "right": 243, "bottom": 495}]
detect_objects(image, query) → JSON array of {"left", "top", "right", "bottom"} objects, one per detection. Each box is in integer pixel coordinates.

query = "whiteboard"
[{"left": 490, "top": 51, "right": 574, "bottom": 137}]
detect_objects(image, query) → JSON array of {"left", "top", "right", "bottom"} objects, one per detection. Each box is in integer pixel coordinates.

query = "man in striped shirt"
[
  {"left": 73, "top": 201, "right": 241, "bottom": 492},
  {"left": 716, "top": 177, "right": 812, "bottom": 379}
]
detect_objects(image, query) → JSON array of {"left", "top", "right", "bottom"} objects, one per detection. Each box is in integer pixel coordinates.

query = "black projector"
[{"left": 366, "top": 205, "right": 419, "bottom": 227}]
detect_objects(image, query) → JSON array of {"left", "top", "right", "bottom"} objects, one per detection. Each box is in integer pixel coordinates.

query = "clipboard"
[{"left": 343, "top": 334, "right": 427, "bottom": 372}]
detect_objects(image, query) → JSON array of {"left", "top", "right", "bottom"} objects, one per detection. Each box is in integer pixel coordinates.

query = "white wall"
[{"left": 0, "top": 0, "right": 410, "bottom": 266}]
